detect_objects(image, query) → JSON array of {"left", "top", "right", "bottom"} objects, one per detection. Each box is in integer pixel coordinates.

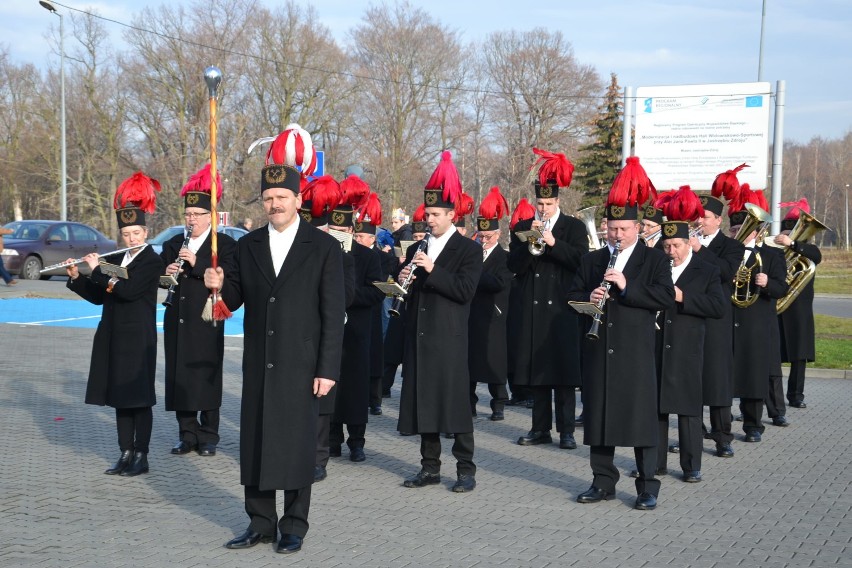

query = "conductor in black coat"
[
  {"left": 468, "top": 213, "right": 512, "bottom": 420},
  {"left": 508, "top": 179, "right": 588, "bottom": 449},
  {"left": 398, "top": 180, "right": 483, "bottom": 493},
  {"left": 567, "top": 203, "right": 675, "bottom": 510},
  {"left": 206, "top": 163, "right": 345, "bottom": 553},
  {"left": 775, "top": 208, "right": 822, "bottom": 409},
  {"left": 161, "top": 179, "right": 237, "bottom": 458},
  {"left": 656, "top": 222, "right": 725, "bottom": 482},
  {"left": 67, "top": 183, "right": 163, "bottom": 478},
  {"left": 692, "top": 195, "right": 744, "bottom": 457}
]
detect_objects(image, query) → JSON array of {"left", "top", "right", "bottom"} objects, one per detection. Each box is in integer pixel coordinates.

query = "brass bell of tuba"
[
  {"left": 775, "top": 211, "right": 829, "bottom": 314},
  {"left": 731, "top": 203, "right": 772, "bottom": 308},
  {"left": 575, "top": 206, "right": 602, "bottom": 251}
]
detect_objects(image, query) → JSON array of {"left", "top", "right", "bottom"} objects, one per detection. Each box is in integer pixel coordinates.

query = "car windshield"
[
  {"left": 5, "top": 222, "right": 50, "bottom": 240},
  {"left": 148, "top": 226, "right": 185, "bottom": 245}
]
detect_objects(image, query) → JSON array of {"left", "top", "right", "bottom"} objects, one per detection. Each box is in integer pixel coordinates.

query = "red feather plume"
[
  {"left": 340, "top": 174, "right": 370, "bottom": 208},
  {"left": 181, "top": 164, "right": 223, "bottom": 201},
  {"left": 357, "top": 192, "right": 383, "bottom": 226},
  {"left": 711, "top": 163, "right": 748, "bottom": 201},
  {"left": 780, "top": 197, "right": 810, "bottom": 220},
  {"left": 265, "top": 123, "right": 316, "bottom": 177},
  {"left": 479, "top": 186, "right": 509, "bottom": 220},
  {"left": 531, "top": 147, "right": 574, "bottom": 188},
  {"left": 303, "top": 175, "right": 342, "bottom": 218},
  {"left": 607, "top": 156, "right": 657, "bottom": 207},
  {"left": 114, "top": 171, "right": 160, "bottom": 213},
  {"left": 413, "top": 203, "right": 426, "bottom": 222},
  {"left": 425, "top": 151, "right": 462, "bottom": 206},
  {"left": 729, "top": 183, "right": 767, "bottom": 213},
  {"left": 455, "top": 191, "right": 474, "bottom": 219},
  {"left": 660, "top": 185, "right": 704, "bottom": 222},
  {"left": 510, "top": 198, "right": 536, "bottom": 230}
]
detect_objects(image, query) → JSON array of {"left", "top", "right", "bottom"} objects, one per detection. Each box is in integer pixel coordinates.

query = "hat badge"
[
  {"left": 664, "top": 224, "right": 678, "bottom": 237},
  {"left": 332, "top": 211, "right": 346, "bottom": 226}
]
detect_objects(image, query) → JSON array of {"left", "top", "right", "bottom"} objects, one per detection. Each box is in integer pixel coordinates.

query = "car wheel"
[{"left": 21, "top": 255, "right": 43, "bottom": 280}]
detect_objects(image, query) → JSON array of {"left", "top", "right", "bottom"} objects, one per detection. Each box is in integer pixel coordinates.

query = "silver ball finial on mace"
[{"left": 204, "top": 66, "right": 222, "bottom": 98}]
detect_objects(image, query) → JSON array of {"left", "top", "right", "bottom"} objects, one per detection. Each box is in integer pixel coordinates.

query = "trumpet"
[
  {"left": 162, "top": 226, "right": 193, "bottom": 308},
  {"left": 40, "top": 244, "right": 148, "bottom": 273},
  {"left": 528, "top": 211, "right": 549, "bottom": 256},
  {"left": 388, "top": 229, "right": 431, "bottom": 317},
  {"left": 586, "top": 240, "right": 621, "bottom": 340}
]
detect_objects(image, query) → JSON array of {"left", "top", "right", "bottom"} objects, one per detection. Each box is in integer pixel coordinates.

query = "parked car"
[
  {"left": 148, "top": 225, "right": 249, "bottom": 255},
  {"left": 1, "top": 220, "right": 117, "bottom": 280}
]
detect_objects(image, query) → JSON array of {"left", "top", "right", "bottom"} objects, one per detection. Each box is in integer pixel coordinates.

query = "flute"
[{"left": 40, "top": 244, "right": 148, "bottom": 273}]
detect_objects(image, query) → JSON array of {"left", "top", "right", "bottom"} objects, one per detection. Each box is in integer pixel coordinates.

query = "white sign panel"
[{"left": 634, "top": 82, "right": 771, "bottom": 191}]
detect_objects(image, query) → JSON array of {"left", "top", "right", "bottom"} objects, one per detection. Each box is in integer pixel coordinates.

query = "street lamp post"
[
  {"left": 39, "top": 0, "right": 67, "bottom": 221},
  {"left": 845, "top": 184, "right": 849, "bottom": 251}
]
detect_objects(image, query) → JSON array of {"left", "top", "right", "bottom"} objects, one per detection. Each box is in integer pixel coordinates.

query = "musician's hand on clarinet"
[
  {"left": 65, "top": 258, "right": 79, "bottom": 280},
  {"left": 166, "top": 262, "right": 182, "bottom": 276},
  {"left": 177, "top": 247, "right": 197, "bottom": 267},
  {"left": 411, "top": 250, "right": 434, "bottom": 273},
  {"left": 590, "top": 286, "right": 608, "bottom": 303},
  {"left": 82, "top": 253, "right": 99, "bottom": 271},
  {"left": 204, "top": 266, "right": 224, "bottom": 291},
  {"left": 603, "top": 268, "right": 627, "bottom": 291},
  {"left": 398, "top": 264, "right": 414, "bottom": 283},
  {"left": 754, "top": 272, "right": 768, "bottom": 288},
  {"left": 313, "top": 377, "right": 335, "bottom": 397}
]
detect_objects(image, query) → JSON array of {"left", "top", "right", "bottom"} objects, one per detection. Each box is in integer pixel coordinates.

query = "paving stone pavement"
[{"left": 1, "top": 324, "right": 851, "bottom": 567}]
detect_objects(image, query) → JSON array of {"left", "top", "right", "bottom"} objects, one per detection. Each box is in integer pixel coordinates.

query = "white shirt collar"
[
  {"left": 671, "top": 250, "right": 693, "bottom": 283},
  {"left": 268, "top": 217, "right": 301, "bottom": 275},
  {"left": 188, "top": 226, "right": 211, "bottom": 253},
  {"left": 700, "top": 228, "right": 720, "bottom": 246},
  {"left": 427, "top": 224, "right": 456, "bottom": 262}
]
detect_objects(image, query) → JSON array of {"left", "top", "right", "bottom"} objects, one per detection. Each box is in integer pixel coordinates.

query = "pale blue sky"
[{"left": 5, "top": 0, "right": 851, "bottom": 143}]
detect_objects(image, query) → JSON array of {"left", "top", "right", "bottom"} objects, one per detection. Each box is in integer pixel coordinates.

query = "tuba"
[
  {"left": 775, "top": 211, "right": 829, "bottom": 313},
  {"left": 575, "top": 206, "right": 602, "bottom": 251},
  {"left": 731, "top": 203, "right": 772, "bottom": 308}
]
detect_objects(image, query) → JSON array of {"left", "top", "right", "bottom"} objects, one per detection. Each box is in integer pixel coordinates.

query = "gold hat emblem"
[
  {"left": 645, "top": 205, "right": 657, "bottom": 216},
  {"left": 354, "top": 221, "right": 364, "bottom": 232},
  {"left": 264, "top": 165, "right": 288, "bottom": 184},
  {"left": 119, "top": 209, "right": 138, "bottom": 224},
  {"left": 186, "top": 193, "right": 200, "bottom": 205},
  {"left": 539, "top": 184, "right": 553, "bottom": 198},
  {"left": 332, "top": 211, "right": 346, "bottom": 226},
  {"left": 300, "top": 210, "right": 312, "bottom": 222},
  {"left": 699, "top": 196, "right": 709, "bottom": 206},
  {"left": 425, "top": 190, "right": 438, "bottom": 206},
  {"left": 610, "top": 205, "right": 625, "bottom": 219},
  {"left": 479, "top": 219, "right": 489, "bottom": 230},
  {"left": 663, "top": 223, "right": 678, "bottom": 237}
]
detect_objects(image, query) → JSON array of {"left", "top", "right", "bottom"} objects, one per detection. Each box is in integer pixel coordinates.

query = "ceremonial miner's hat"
[
  {"left": 728, "top": 183, "right": 768, "bottom": 228},
  {"left": 181, "top": 163, "right": 221, "bottom": 211},
  {"left": 529, "top": 147, "right": 574, "bottom": 199},
  {"left": 113, "top": 171, "right": 160, "bottom": 228},
  {"left": 259, "top": 123, "right": 316, "bottom": 195},
  {"left": 780, "top": 197, "right": 810, "bottom": 231},
  {"left": 424, "top": 151, "right": 462, "bottom": 210},
  {"left": 657, "top": 185, "right": 704, "bottom": 240},
  {"left": 476, "top": 186, "right": 509, "bottom": 232},
  {"left": 354, "top": 192, "right": 383, "bottom": 235},
  {"left": 604, "top": 156, "right": 656, "bottom": 221},
  {"left": 300, "top": 175, "right": 341, "bottom": 227},
  {"left": 453, "top": 192, "right": 474, "bottom": 228},
  {"left": 411, "top": 204, "right": 428, "bottom": 234},
  {"left": 509, "top": 198, "right": 536, "bottom": 231}
]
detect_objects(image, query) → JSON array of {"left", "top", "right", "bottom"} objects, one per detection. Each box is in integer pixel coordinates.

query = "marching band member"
[
  {"left": 468, "top": 187, "right": 513, "bottom": 421},
  {"left": 508, "top": 148, "right": 588, "bottom": 450},
  {"left": 162, "top": 164, "right": 237, "bottom": 458},
  {"left": 398, "top": 151, "right": 482, "bottom": 492},
  {"left": 505, "top": 198, "right": 536, "bottom": 407},
  {"left": 641, "top": 203, "right": 664, "bottom": 247},
  {"left": 568, "top": 157, "right": 674, "bottom": 511},
  {"left": 67, "top": 172, "right": 163, "bottom": 477}
]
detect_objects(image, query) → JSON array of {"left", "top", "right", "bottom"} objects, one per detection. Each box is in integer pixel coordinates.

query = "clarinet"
[
  {"left": 162, "top": 226, "right": 192, "bottom": 307},
  {"left": 388, "top": 229, "right": 431, "bottom": 318},
  {"left": 586, "top": 240, "right": 621, "bottom": 340}
]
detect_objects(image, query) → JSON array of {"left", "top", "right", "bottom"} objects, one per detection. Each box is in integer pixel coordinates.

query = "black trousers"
[
  {"left": 420, "top": 432, "right": 475, "bottom": 477},
  {"left": 531, "top": 386, "right": 575, "bottom": 433},
  {"left": 244, "top": 484, "right": 311, "bottom": 538},
  {"left": 175, "top": 409, "right": 220, "bottom": 446},
  {"left": 507, "top": 372, "right": 532, "bottom": 402},
  {"left": 369, "top": 375, "right": 383, "bottom": 407},
  {"left": 381, "top": 362, "right": 399, "bottom": 397},
  {"left": 657, "top": 414, "right": 702, "bottom": 472},
  {"left": 115, "top": 407, "right": 153, "bottom": 453},
  {"left": 469, "top": 382, "right": 509, "bottom": 414},
  {"left": 786, "top": 360, "right": 807, "bottom": 404},
  {"left": 740, "top": 398, "right": 765, "bottom": 434},
  {"left": 707, "top": 406, "right": 734, "bottom": 445},
  {"left": 590, "top": 445, "right": 660, "bottom": 496},
  {"left": 316, "top": 414, "right": 330, "bottom": 468},
  {"left": 764, "top": 375, "right": 787, "bottom": 419},
  {"left": 330, "top": 422, "right": 366, "bottom": 450}
]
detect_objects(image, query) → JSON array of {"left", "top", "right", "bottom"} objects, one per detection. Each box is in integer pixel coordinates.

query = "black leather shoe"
[
  {"left": 517, "top": 430, "right": 552, "bottom": 446},
  {"left": 452, "top": 473, "right": 476, "bottom": 493},
  {"left": 350, "top": 447, "right": 366, "bottom": 462},
  {"left": 276, "top": 534, "right": 303, "bottom": 554},
  {"left": 683, "top": 470, "right": 702, "bottom": 483},
  {"left": 171, "top": 440, "right": 195, "bottom": 455},
  {"left": 668, "top": 443, "right": 680, "bottom": 453},
  {"left": 369, "top": 405, "right": 382, "bottom": 416},
  {"left": 574, "top": 414, "right": 584, "bottom": 427},
  {"left": 506, "top": 397, "right": 531, "bottom": 407},
  {"left": 381, "top": 390, "right": 391, "bottom": 399},
  {"left": 120, "top": 452, "right": 149, "bottom": 477},
  {"left": 577, "top": 486, "right": 615, "bottom": 503},
  {"left": 444, "top": 433, "right": 455, "bottom": 439},
  {"left": 789, "top": 400, "right": 807, "bottom": 409},
  {"left": 105, "top": 450, "right": 134, "bottom": 475},
  {"left": 490, "top": 410, "right": 504, "bottom": 421},
  {"left": 744, "top": 431, "right": 762, "bottom": 442},
  {"left": 629, "top": 467, "right": 667, "bottom": 478},
  {"left": 197, "top": 443, "right": 217, "bottom": 456},
  {"left": 329, "top": 445, "right": 342, "bottom": 457},
  {"left": 225, "top": 529, "right": 275, "bottom": 549},
  {"left": 772, "top": 416, "right": 790, "bottom": 427},
  {"left": 403, "top": 470, "right": 440, "bottom": 488},
  {"left": 559, "top": 433, "right": 577, "bottom": 449},
  {"left": 634, "top": 492, "right": 657, "bottom": 510},
  {"left": 399, "top": 431, "right": 415, "bottom": 436},
  {"left": 733, "top": 414, "right": 743, "bottom": 421},
  {"left": 314, "top": 465, "right": 327, "bottom": 482},
  {"left": 715, "top": 443, "right": 734, "bottom": 458}
]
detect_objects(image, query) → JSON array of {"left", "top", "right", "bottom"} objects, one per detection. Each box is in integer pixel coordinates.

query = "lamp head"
[{"left": 39, "top": 1, "right": 58, "bottom": 13}]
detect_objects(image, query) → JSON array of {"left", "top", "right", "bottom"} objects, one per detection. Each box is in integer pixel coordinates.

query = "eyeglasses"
[{"left": 184, "top": 212, "right": 211, "bottom": 218}]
